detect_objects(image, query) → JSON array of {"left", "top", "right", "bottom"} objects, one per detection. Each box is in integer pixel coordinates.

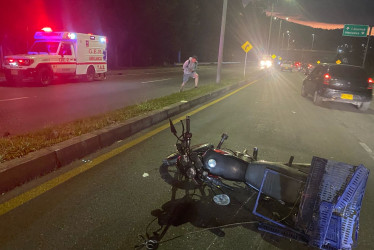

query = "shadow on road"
[
  {"left": 134, "top": 163, "right": 310, "bottom": 249},
  {"left": 304, "top": 96, "right": 374, "bottom": 115}
]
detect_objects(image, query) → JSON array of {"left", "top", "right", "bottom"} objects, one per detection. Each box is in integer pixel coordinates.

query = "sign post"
[
  {"left": 362, "top": 26, "right": 373, "bottom": 67},
  {"left": 241, "top": 41, "right": 253, "bottom": 77}
]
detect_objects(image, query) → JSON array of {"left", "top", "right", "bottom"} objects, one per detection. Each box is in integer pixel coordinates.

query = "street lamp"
[
  {"left": 311, "top": 34, "right": 315, "bottom": 50},
  {"left": 277, "top": 17, "right": 288, "bottom": 54}
]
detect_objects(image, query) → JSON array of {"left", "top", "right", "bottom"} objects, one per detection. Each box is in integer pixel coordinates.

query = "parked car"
[
  {"left": 280, "top": 61, "right": 293, "bottom": 72},
  {"left": 301, "top": 64, "right": 372, "bottom": 110}
]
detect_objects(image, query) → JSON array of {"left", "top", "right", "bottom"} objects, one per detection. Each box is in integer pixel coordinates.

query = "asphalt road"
[
  {"left": 0, "top": 69, "right": 373, "bottom": 249},
  {"left": 0, "top": 63, "right": 259, "bottom": 136}
]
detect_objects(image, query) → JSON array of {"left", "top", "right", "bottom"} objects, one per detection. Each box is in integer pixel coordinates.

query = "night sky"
[
  {"left": 0, "top": 0, "right": 373, "bottom": 67},
  {"left": 269, "top": 0, "right": 374, "bottom": 30}
]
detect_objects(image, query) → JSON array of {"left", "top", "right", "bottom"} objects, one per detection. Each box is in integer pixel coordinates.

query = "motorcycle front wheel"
[{"left": 159, "top": 160, "right": 202, "bottom": 190}]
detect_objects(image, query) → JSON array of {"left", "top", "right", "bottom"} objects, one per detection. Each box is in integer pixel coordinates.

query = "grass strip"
[{"left": 0, "top": 78, "right": 241, "bottom": 163}]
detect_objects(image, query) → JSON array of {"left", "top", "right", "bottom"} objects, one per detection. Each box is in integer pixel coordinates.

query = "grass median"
[{"left": 0, "top": 79, "right": 241, "bottom": 163}]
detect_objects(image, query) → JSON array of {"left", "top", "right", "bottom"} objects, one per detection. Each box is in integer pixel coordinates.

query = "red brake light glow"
[
  {"left": 323, "top": 73, "right": 331, "bottom": 85},
  {"left": 368, "top": 78, "right": 373, "bottom": 89}
]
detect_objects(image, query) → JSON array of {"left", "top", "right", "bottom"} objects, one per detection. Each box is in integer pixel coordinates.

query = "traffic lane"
[
  {"left": 1, "top": 73, "right": 373, "bottom": 249},
  {"left": 0, "top": 77, "right": 304, "bottom": 249},
  {"left": 0, "top": 64, "right": 260, "bottom": 135},
  {"left": 0, "top": 120, "right": 275, "bottom": 249}
]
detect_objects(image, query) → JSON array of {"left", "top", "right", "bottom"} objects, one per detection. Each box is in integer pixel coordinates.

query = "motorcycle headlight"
[{"left": 208, "top": 159, "right": 216, "bottom": 168}]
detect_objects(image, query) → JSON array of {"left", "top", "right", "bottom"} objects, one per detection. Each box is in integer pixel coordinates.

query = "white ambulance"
[{"left": 2, "top": 27, "right": 107, "bottom": 85}]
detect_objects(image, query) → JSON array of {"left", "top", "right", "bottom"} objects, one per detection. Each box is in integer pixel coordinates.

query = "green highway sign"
[{"left": 343, "top": 24, "right": 369, "bottom": 37}]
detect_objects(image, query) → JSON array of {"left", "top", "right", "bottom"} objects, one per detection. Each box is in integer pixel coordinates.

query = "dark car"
[{"left": 301, "top": 64, "right": 373, "bottom": 111}]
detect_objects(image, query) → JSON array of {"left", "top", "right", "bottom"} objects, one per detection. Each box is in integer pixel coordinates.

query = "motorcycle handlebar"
[
  {"left": 217, "top": 133, "right": 228, "bottom": 149},
  {"left": 186, "top": 116, "right": 190, "bottom": 134}
]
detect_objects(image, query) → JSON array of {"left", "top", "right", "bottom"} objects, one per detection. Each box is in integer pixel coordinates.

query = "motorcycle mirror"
[{"left": 169, "top": 119, "right": 177, "bottom": 136}]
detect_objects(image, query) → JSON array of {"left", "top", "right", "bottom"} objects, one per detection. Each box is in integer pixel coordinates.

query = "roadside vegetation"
[{"left": 0, "top": 78, "right": 241, "bottom": 163}]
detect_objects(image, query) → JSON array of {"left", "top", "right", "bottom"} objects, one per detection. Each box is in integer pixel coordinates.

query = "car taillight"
[
  {"left": 17, "top": 59, "right": 34, "bottom": 66},
  {"left": 4, "top": 59, "right": 14, "bottom": 65},
  {"left": 368, "top": 78, "right": 373, "bottom": 89},
  {"left": 323, "top": 73, "right": 331, "bottom": 85}
]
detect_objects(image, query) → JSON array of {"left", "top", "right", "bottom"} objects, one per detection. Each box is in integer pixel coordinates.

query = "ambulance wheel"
[
  {"left": 85, "top": 66, "right": 95, "bottom": 82},
  {"left": 37, "top": 67, "right": 53, "bottom": 86}
]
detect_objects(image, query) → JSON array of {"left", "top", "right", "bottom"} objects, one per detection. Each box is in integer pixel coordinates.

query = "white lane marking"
[
  {"left": 0, "top": 97, "right": 30, "bottom": 102},
  {"left": 141, "top": 78, "right": 172, "bottom": 84},
  {"left": 359, "top": 142, "right": 372, "bottom": 153}
]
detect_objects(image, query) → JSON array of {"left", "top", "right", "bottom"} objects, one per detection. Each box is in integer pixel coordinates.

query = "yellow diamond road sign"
[
  {"left": 271, "top": 54, "right": 276, "bottom": 59},
  {"left": 317, "top": 60, "right": 321, "bottom": 64},
  {"left": 336, "top": 60, "right": 342, "bottom": 64},
  {"left": 241, "top": 41, "right": 253, "bottom": 53}
]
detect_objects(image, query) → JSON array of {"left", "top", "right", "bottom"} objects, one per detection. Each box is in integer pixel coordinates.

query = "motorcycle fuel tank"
[{"left": 202, "top": 149, "right": 248, "bottom": 182}]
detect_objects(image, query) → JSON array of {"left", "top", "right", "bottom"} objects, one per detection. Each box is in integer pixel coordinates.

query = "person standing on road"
[{"left": 180, "top": 55, "right": 199, "bottom": 92}]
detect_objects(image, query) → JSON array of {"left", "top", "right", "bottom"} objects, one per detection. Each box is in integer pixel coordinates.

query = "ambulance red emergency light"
[{"left": 2, "top": 27, "right": 107, "bottom": 86}]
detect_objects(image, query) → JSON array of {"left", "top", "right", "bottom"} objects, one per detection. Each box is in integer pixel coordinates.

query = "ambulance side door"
[{"left": 57, "top": 42, "right": 76, "bottom": 74}]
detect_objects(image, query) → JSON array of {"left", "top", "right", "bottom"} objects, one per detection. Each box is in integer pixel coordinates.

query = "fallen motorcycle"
[
  {"left": 163, "top": 116, "right": 310, "bottom": 206},
  {"left": 162, "top": 116, "right": 369, "bottom": 250}
]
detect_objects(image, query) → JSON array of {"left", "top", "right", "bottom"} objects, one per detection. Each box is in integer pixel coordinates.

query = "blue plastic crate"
[
  {"left": 323, "top": 215, "right": 341, "bottom": 249},
  {"left": 296, "top": 157, "right": 369, "bottom": 250},
  {"left": 311, "top": 201, "right": 334, "bottom": 248},
  {"left": 335, "top": 165, "right": 368, "bottom": 213}
]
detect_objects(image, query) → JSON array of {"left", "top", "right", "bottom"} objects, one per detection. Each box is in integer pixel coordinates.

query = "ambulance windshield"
[{"left": 29, "top": 42, "right": 60, "bottom": 54}]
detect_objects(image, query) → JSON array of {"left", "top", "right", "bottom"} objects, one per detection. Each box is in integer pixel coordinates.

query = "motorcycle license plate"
[
  {"left": 11, "top": 70, "right": 18, "bottom": 75},
  {"left": 341, "top": 94, "right": 353, "bottom": 100}
]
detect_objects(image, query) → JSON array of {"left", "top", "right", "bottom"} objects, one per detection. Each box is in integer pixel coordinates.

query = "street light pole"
[
  {"left": 277, "top": 19, "right": 282, "bottom": 53},
  {"left": 216, "top": 0, "right": 228, "bottom": 83},
  {"left": 266, "top": 3, "right": 274, "bottom": 55},
  {"left": 311, "top": 34, "right": 315, "bottom": 50}
]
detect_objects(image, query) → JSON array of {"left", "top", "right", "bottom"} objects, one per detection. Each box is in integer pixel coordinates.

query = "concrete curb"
[{"left": 0, "top": 79, "right": 253, "bottom": 193}]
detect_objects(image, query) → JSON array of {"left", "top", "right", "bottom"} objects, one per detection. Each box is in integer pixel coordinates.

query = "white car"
[{"left": 280, "top": 61, "right": 293, "bottom": 72}]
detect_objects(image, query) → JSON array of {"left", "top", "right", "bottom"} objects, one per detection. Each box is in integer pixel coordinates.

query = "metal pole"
[
  {"left": 311, "top": 34, "right": 315, "bottom": 50},
  {"left": 266, "top": 3, "right": 274, "bottom": 55},
  {"left": 362, "top": 26, "right": 372, "bottom": 68},
  {"left": 277, "top": 20, "right": 282, "bottom": 53},
  {"left": 216, "top": 0, "right": 228, "bottom": 83},
  {"left": 244, "top": 52, "right": 248, "bottom": 77}
]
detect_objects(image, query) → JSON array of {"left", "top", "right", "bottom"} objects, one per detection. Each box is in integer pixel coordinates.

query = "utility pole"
[
  {"left": 216, "top": 0, "right": 228, "bottom": 83},
  {"left": 266, "top": 3, "right": 274, "bottom": 55},
  {"left": 362, "top": 26, "right": 372, "bottom": 67},
  {"left": 277, "top": 19, "right": 282, "bottom": 53}
]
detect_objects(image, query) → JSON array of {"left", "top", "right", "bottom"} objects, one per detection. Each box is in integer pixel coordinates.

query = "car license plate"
[
  {"left": 11, "top": 69, "right": 18, "bottom": 75},
  {"left": 341, "top": 94, "right": 353, "bottom": 100}
]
